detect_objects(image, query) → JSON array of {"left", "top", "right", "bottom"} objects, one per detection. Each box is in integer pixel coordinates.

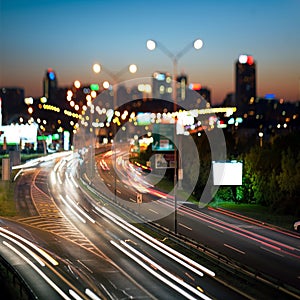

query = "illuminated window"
[{"left": 159, "top": 85, "right": 165, "bottom": 94}]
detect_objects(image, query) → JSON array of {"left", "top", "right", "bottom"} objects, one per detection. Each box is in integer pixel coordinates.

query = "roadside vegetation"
[
  {"left": 213, "top": 130, "right": 300, "bottom": 217},
  {"left": 0, "top": 181, "right": 16, "bottom": 217},
  {"left": 132, "top": 129, "right": 300, "bottom": 229},
  {"left": 0, "top": 152, "right": 46, "bottom": 217}
]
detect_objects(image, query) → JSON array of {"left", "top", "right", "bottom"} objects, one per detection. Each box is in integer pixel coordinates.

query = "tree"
[{"left": 277, "top": 149, "right": 300, "bottom": 215}]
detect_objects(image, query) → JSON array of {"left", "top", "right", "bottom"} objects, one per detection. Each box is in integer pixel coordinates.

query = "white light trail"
[
  {"left": 111, "top": 240, "right": 199, "bottom": 300},
  {"left": 85, "top": 288, "right": 102, "bottom": 300},
  {"left": 102, "top": 207, "right": 215, "bottom": 276},
  {"left": 0, "top": 227, "right": 58, "bottom": 266},
  {"left": 121, "top": 240, "right": 212, "bottom": 300},
  {"left": 66, "top": 195, "right": 95, "bottom": 224},
  {"left": 3, "top": 241, "right": 71, "bottom": 300},
  {"left": 57, "top": 173, "right": 63, "bottom": 185},
  {"left": 0, "top": 232, "right": 45, "bottom": 266},
  {"left": 69, "top": 173, "right": 79, "bottom": 188},
  {"left": 95, "top": 206, "right": 215, "bottom": 277},
  {"left": 69, "top": 289, "right": 83, "bottom": 300},
  {"left": 50, "top": 171, "right": 57, "bottom": 185},
  {"left": 60, "top": 195, "right": 86, "bottom": 223}
]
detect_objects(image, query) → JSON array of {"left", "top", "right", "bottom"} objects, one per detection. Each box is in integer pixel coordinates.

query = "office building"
[
  {"left": 188, "top": 83, "right": 211, "bottom": 109},
  {"left": 176, "top": 74, "right": 188, "bottom": 102},
  {"left": 0, "top": 87, "right": 26, "bottom": 124},
  {"left": 235, "top": 54, "right": 256, "bottom": 114},
  {"left": 43, "top": 68, "right": 58, "bottom": 104},
  {"left": 152, "top": 72, "right": 172, "bottom": 101}
]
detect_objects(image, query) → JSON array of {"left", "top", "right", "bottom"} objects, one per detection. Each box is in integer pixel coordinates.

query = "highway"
[
  {"left": 0, "top": 149, "right": 299, "bottom": 299},
  {"left": 0, "top": 152, "right": 249, "bottom": 300},
  {"left": 91, "top": 147, "right": 300, "bottom": 297}
]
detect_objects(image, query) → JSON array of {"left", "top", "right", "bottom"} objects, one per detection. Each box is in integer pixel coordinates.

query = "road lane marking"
[
  {"left": 208, "top": 225, "right": 224, "bottom": 233},
  {"left": 260, "top": 246, "right": 284, "bottom": 257},
  {"left": 129, "top": 198, "right": 136, "bottom": 202},
  {"left": 85, "top": 288, "right": 102, "bottom": 300},
  {"left": 179, "top": 223, "right": 192, "bottom": 231},
  {"left": 117, "top": 190, "right": 121, "bottom": 194},
  {"left": 224, "top": 244, "right": 245, "bottom": 255},
  {"left": 185, "top": 272, "right": 195, "bottom": 281},
  {"left": 115, "top": 240, "right": 212, "bottom": 300},
  {"left": 99, "top": 206, "right": 215, "bottom": 277},
  {"left": 77, "top": 260, "right": 93, "bottom": 274},
  {"left": 149, "top": 209, "right": 159, "bottom": 214}
]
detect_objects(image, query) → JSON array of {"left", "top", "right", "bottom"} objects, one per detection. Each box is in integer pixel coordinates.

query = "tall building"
[
  {"left": 176, "top": 74, "right": 188, "bottom": 102},
  {"left": 43, "top": 68, "right": 58, "bottom": 104},
  {"left": 0, "top": 87, "right": 26, "bottom": 124},
  {"left": 235, "top": 54, "right": 256, "bottom": 114},
  {"left": 152, "top": 72, "right": 172, "bottom": 101},
  {"left": 188, "top": 83, "right": 211, "bottom": 109}
]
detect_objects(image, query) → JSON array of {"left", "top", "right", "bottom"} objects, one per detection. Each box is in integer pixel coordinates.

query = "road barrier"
[{"left": 0, "top": 254, "right": 37, "bottom": 300}]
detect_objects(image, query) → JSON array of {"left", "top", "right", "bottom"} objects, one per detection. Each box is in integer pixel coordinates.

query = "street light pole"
[
  {"left": 92, "top": 63, "right": 137, "bottom": 202},
  {"left": 146, "top": 39, "right": 203, "bottom": 234},
  {"left": 146, "top": 39, "right": 203, "bottom": 102}
]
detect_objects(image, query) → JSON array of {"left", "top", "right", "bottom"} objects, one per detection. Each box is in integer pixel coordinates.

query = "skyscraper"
[
  {"left": 43, "top": 68, "right": 58, "bottom": 104},
  {"left": 0, "top": 87, "right": 25, "bottom": 124},
  {"left": 176, "top": 74, "right": 188, "bottom": 102},
  {"left": 235, "top": 54, "right": 256, "bottom": 114},
  {"left": 152, "top": 72, "right": 172, "bottom": 101}
]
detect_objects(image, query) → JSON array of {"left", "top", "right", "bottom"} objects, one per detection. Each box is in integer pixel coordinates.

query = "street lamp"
[
  {"left": 146, "top": 38, "right": 203, "bottom": 234},
  {"left": 146, "top": 38, "right": 203, "bottom": 100},
  {"left": 92, "top": 63, "right": 137, "bottom": 82},
  {"left": 258, "top": 131, "right": 264, "bottom": 147},
  {"left": 92, "top": 62, "right": 138, "bottom": 201},
  {"left": 92, "top": 62, "right": 137, "bottom": 107}
]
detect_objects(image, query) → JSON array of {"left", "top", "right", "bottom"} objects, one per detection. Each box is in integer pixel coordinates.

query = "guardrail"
[{"left": 0, "top": 254, "right": 37, "bottom": 300}]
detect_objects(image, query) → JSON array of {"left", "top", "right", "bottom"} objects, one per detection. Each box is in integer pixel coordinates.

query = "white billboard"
[
  {"left": 212, "top": 161, "right": 243, "bottom": 186},
  {"left": 0, "top": 124, "right": 38, "bottom": 144}
]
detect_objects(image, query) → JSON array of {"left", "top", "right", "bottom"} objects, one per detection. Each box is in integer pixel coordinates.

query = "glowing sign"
[
  {"left": 137, "top": 113, "right": 151, "bottom": 126},
  {"left": 152, "top": 124, "right": 175, "bottom": 151},
  {"left": 48, "top": 70, "right": 56, "bottom": 80},
  {"left": 238, "top": 54, "right": 254, "bottom": 65},
  {"left": 90, "top": 84, "right": 100, "bottom": 91},
  {"left": 155, "top": 153, "right": 175, "bottom": 169},
  {"left": 189, "top": 83, "right": 201, "bottom": 91},
  {"left": 0, "top": 124, "right": 37, "bottom": 145},
  {"left": 63, "top": 131, "right": 70, "bottom": 151},
  {"left": 154, "top": 72, "right": 166, "bottom": 81},
  {"left": 265, "top": 93, "right": 275, "bottom": 99}
]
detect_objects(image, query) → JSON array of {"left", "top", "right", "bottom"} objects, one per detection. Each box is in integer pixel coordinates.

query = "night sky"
[{"left": 1, "top": 0, "right": 300, "bottom": 104}]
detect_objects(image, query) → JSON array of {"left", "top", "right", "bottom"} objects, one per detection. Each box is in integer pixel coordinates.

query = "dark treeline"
[
  {"left": 206, "top": 130, "right": 300, "bottom": 216},
  {"left": 136, "top": 127, "right": 299, "bottom": 217}
]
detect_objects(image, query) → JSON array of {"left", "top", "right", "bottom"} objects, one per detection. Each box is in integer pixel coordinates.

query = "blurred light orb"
[
  {"left": 103, "top": 81, "right": 110, "bottom": 89},
  {"left": 91, "top": 90, "right": 97, "bottom": 98},
  {"left": 93, "top": 63, "right": 101, "bottom": 73},
  {"left": 28, "top": 107, "right": 33, "bottom": 114},
  {"left": 129, "top": 64, "right": 137, "bottom": 74},
  {"left": 194, "top": 39, "right": 203, "bottom": 49},
  {"left": 146, "top": 39, "right": 156, "bottom": 51},
  {"left": 239, "top": 54, "right": 248, "bottom": 64},
  {"left": 74, "top": 80, "right": 81, "bottom": 88}
]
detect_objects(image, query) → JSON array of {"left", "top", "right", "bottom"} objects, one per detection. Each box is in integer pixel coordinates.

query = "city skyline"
[{"left": 1, "top": 0, "right": 300, "bottom": 104}]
